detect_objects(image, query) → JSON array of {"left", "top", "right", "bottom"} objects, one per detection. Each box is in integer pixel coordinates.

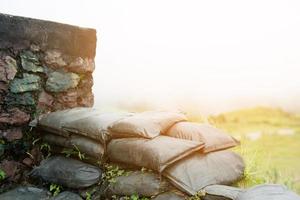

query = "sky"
[{"left": 1, "top": 0, "right": 300, "bottom": 115}]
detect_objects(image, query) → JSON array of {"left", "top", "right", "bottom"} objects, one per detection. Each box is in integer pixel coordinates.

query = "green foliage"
[
  {"left": 121, "top": 194, "right": 150, "bottom": 200},
  {"left": 186, "top": 190, "right": 205, "bottom": 200},
  {"left": 102, "top": 164, "right": 130, "bottom": 183},
  {"left": 49, "top": 183, "right": 62, "bottom": 197},
  {"left": 62, "top": 145, "right": 85, "bottom": 160},
  {"left": 204, "top": 107, "right": 300, "bottom": 193},
  {"left": 40, "top": 142, "right": 51, "bottom": 158},
  {"left": 85, "top": 191, "right": 92, "bottom": 200},
  {"left": 0, "top": 169, "right": 6, "bottom": 181}
]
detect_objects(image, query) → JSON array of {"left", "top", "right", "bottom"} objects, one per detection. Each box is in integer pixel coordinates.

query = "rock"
[
  {"left": 5, "top": 92, "right": 36, "bottom": 106},
  {"left": 44, "top": 50, "right": 67, "bottom": 67},
  {"left": 0, "top": 108, "right": 30, "bottom": 126},
  {"left": 0, "top": 82, "right": 8, "bottom": 103},
  {"left": 30, "top": 44, "right": 40, "bottom": 52},
  {"left": 20, "top": 51, "right": 44, "bottom": 73},
  {"left": 30, "top": 147, "right": 43, "bottom": 165},
  {"left": 68, "top": 57, "right": 95, "bottom": 73},
  {"left": 57, "top": 89, "right": 78, "bottom": 107},
  {"left": 78, "top": 90, "right": 94, "bottom": 107},
  {"left": 22, "top": 157, "right": 34, "bottom": 167},
  {"left": 107, "top": 171, "right": 171, "bottom": 197},
  {"left": 0, "top": 55, "right": 18, "bottom": 83},
  {"left": 38, "top": 91, "right": 54, "bottom": 107},
  {"left": 0, "top": 82, "right": 8, "bottom": 93},
  {"left": 0, "top": 160, "right": 21, "bottom": 182},
  {"left": 9, "top": 73, "right": 41, "bottom": 93},
  {"left": 153, "top": 191, "right": 186, "bottom": 200},
  {"left": 46, "top": 71, "right": 80, "bottom": 92},
  {"left": 51, "top": 191, "right": 83, "bottom": 200},
  {"left": 30, "top": 156, "right": 102, "bottom": 188},
  {"left": 0, "top": 128, "right": 23, "bottom": 141},
  {"left": 0, "top": 186, "right": 50, "bottom": 200},
  {"left": 78, "top": 74, "right": 93, "bottom": 89}
]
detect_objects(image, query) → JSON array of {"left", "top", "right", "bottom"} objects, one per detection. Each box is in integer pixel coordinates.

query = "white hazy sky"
[{"left": 2, "top": 0, "right": 300, "bottom": 114}]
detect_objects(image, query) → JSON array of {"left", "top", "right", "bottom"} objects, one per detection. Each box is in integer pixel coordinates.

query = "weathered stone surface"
[
  {"left": 68, "top": 57, "right": 95, "bottom": 73},
  {"left": 0, "top": 82, "right": 8, "bottom": 104},
  {"left": 22, "top": 157, "right": 34, "bottom": 167},
  {"left": 0, "top": 128, "right": 23, "bottom": 141},
  {"left": 0, "top": 144, "right": 5, "bottom": 157},
  {"left": 46, "top": 71, "right": 80, "bottom": 92},
  {"left": 0, "top": 108, "right": 30, "bottom": 126},
  {"left": 9, "top": 73, "right": 41, "bottom": 93},
  {"left": 5, "top": 92, "right": 35, "bottom": 106},
  {"left": 20, "top": 50, "right": 44, "bottom": 72},
  {"left": 57, "top": 90, "right": 78, "bottom": 107},
  {"left": 0, "top": 159, "right": 21, "bottom": 182},
  {"left": 0, "top": 13, "right": 97, "bottom": 58},
  {"left": 37, "top": 91, "right": 54, "bottom": 107},
  {"left": 78, "top": 91, "right": 94, "bottom": 107},
  {"left": 30, "top": 44, "right": 40, "bottom": 52},
  {"left": 0, "top": 55, "right": 18, "bottom": 83},
  {"left": 44, "top": 50, "right": 67, "bottom": 68},
  {"left": 79, "top": 74, "right": 93, "bottom": 89}
]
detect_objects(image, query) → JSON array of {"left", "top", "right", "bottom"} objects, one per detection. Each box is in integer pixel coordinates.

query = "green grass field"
[{"left": 204, "top": 107, "right": 300, "bottom": 193}]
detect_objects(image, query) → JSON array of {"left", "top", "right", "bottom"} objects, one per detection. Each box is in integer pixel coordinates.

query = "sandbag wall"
[
  {"left": 0, "top": 13, "right": 96, "bottom": 179},
  {"left": 36, "top": 109, "right": 245, "bottom": 199}
]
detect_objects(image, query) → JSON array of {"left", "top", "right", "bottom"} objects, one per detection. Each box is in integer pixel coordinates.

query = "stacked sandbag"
[
  {"left": 163, "top": 151, "right": 244, "bottom": 195},
  {"left": 164, "top": 122, "right": 240, "bottom": 153},
  {"left": 106, "top": 171, "right": 171, "bottom": 197},
  {"left": 30, "top": 156, "right": 102, "bottom": 188},
  {"left": 106, "top": 112, "right": 244, "bottom": 197},
  {"left": 37, "top": 108, "right": 133, "bottom": 159},
  {"left": 37, "top": 108, "right": 244, "bottom": 198},
  {"left": 107, "top": 136, "right": 204, "bottom": 172}
]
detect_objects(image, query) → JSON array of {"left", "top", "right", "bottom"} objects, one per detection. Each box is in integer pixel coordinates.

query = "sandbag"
[
  {"left": 30, "top": 156, "right": 102, "bottom": 188},
  {"left": 153, "top": 191, "right": 186, "bottom": 200},
  {"left": 0, "top": 186, "right": 49, "bottom": 200},
  {"left": 62, "top": 112, "right": 133, "bottom": 144},
  {"left": 163, "top": 151, "right": 245, "bottom": 195},
  {"left": 203, "top": 185, "right": 244, "bottom": 200},
  {"left": 107, "top": 136, "right": 204, "bottom": 172},
  {"left": 37, "top": 107, "right": 101, "bottom": 136},
  {"left": 237, "top": 184, "right": 300, "bottom": 200},
  {"left": 109, "top": 111, "right": 187, "bottom": 138},
  {"left": 43, "top": 133, "right": 104, "bottom": 159},
  {"left": 51, "top": 191, "right": 83, "bottom": 200},
  {"left": 106, "top": 171, "right": 170, "bottom": 197},
  {"left": 165, "top": 122, "right": 239, "bottom": 153}
]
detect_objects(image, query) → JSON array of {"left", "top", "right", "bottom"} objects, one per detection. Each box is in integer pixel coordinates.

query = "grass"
[{"left": 205, "top": 106, "right": 300, "bottom": 193}]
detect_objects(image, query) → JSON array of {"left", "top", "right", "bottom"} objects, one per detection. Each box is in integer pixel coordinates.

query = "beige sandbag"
[
  {"left": 107, "top": 136, "right": 204, "bottom": 172},
  {"left": 165, "top": 122, "right": 239, "bottom": 153},
  {"left": 43, "top": 133, "right": 104, "bottom": 159},
  {"left": 37, "top": 107, "right": 101, "bottom": 137},
  {"left": 62, "top": 112, "right": 133, "bottom": 144},
  {"left": 163, "top": 151, "right": 245, "bottom": 195},
  {"left": 108, "top": 111, "right": 187, "bottom": 138},
  {"left": 106, "top": 171, "right": 171, "bottom": 197}
]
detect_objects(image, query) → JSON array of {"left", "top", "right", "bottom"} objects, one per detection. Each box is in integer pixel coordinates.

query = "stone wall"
[{"left": 0, "top": 13, "right": 96, "bottom": 166}]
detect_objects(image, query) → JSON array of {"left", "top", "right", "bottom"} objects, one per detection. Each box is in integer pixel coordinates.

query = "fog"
[{"left": 2, "top": 0, "right": 300, "bottom": 115}]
